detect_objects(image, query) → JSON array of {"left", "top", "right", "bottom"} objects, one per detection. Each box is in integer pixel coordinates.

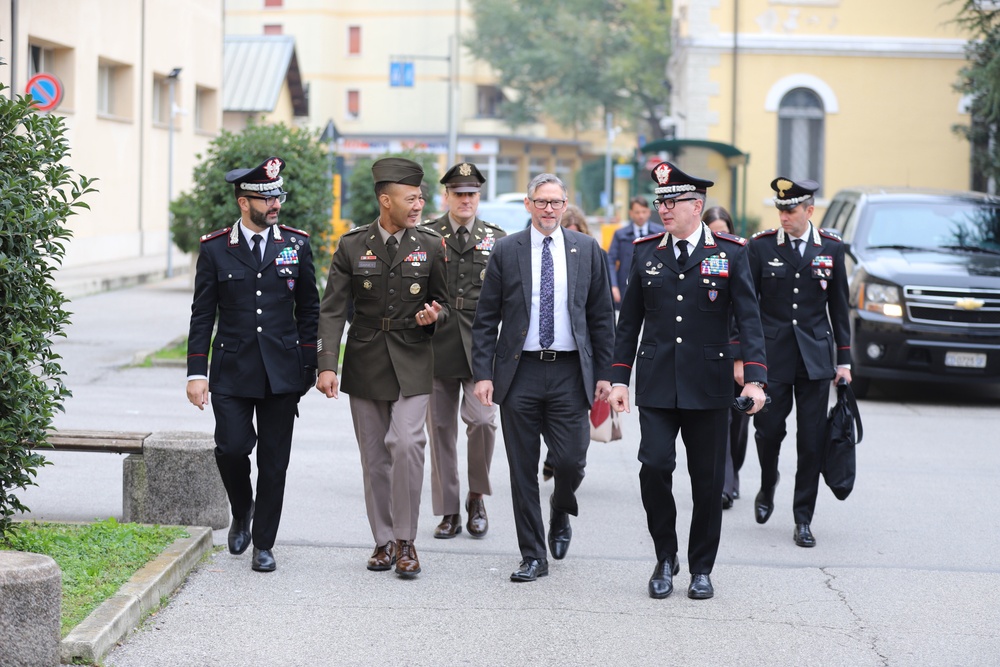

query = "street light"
[{"left": 166, "top": 67, "right": 181, "bottom": 278}]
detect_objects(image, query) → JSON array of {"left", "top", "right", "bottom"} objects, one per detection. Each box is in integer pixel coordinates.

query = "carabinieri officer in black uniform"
[
  {"left": 747, "top": 177, "right": 851, "bottom": 549},
  {"left": 186, "top": 156, "right": 320, "bottom": 573},
  {"left": 609, "top": 161, "right": 768, "bottom": 601}
]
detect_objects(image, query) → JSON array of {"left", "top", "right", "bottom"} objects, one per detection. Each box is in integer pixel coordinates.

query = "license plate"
[{"left": 945, "top": 351, "right": 987, "bottom": 368}]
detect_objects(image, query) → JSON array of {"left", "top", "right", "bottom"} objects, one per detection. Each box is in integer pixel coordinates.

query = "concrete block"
[
  {"left": 123, "top": 431, "right": 229, "bottom": 528},
  {"left": 0, "top": 551, "right": 61, "bottom": 667}
]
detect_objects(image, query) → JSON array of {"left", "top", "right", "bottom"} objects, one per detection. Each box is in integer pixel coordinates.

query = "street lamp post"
[{"left": 166, "top": 67, "right": 181, "bottom": 278}]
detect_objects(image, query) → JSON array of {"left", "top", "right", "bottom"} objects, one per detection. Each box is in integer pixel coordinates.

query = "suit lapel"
[
  {"left": 516, "top": 231, "right": 533, "bottom": 316},
  {"left": 228, "top": 228, "right": 263, "bottom": 271},
  {"left": 564, "top": 230, "right": 580, "bottom": 307}
]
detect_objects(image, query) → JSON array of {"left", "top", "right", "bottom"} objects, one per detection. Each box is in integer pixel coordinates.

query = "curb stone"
[{"left": 60, "top": 526, "right": 213, "bottom": 665}]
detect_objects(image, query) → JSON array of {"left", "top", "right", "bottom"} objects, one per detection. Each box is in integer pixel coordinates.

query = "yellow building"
[
  {"left": 669, "top": 0, "right": 972, "bottom": 229},
  {"left": 0, "top": 0, "right": 223, "bottom": 274}
]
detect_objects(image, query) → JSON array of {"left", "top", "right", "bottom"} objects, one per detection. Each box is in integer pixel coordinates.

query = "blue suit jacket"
[
  {"left": 606, "top": 221, "right": 666, "bottom": 292},
  {"left": 472, "top": 228, "right": 616, "bottom": 405}
]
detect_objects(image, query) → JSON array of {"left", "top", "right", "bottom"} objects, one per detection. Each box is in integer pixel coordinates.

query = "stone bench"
[{"left": 35, "top": 430, "right": 229, "bottom": 529}]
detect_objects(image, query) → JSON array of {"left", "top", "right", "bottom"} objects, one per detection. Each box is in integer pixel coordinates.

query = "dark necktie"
[
  {"left": 791, "top": 238, "right": 802, "bottom": 256},
  {"left": 676, "top": 239, "right": 689, "bottom": 265},
  {"left": 457, "top": 226, "right": 470, "bottom": 251},
  {"left": 540, "top": 236, "right": 554, "bottom": 349},
  {"left": 251, "top": 234, "right": 263, "bottom": 265},
  {"left": 386, "top": 235, "right": 398, "bottom": 262}
]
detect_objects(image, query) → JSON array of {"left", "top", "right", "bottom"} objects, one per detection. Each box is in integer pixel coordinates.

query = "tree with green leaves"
[
  {"left": 344, "top": 153, "right": 441, "bottom": 227},
  {"left": 466, "top": 0, "right": 672, "bottom": 140},
  {"left": 0, "top": 81, "right": 97, "bottom": 539},
  {"left": 171, "top": 120, "right": 334, "bottom": 267},
  {"left": 952, "top": 1, "right": 1000, "bottom": 191}
]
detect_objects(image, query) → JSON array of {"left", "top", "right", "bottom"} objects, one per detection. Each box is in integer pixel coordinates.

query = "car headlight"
[{"left": 859, "top": 281, "right": 903, "bottom": 318}]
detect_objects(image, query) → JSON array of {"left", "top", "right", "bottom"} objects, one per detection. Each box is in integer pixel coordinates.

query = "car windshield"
[
  {"left": 476, "top": 204, "right": 530, "bottom": 234},
  {"left": 861, "top": 200, "right": 1000, "bottom": 254}
]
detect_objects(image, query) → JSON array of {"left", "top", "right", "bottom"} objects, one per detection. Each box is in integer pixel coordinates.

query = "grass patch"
[
  {"left": 148, "top": 336, "right": 346, "bottom": 366},
  {"left": 1, "top": 518, "right": 188, "bottom": 637}
]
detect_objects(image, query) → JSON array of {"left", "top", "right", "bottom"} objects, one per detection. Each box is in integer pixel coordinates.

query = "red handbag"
[{"left": 589, "top": 400, "right": 622, "bottom": 443}]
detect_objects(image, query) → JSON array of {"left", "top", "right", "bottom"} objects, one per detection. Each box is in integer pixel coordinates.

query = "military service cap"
[
  {"left": 225, "top": 156, "right": 287, "bottom": 197},
  {"left": 771, "top": 177, "right": 819, "bottom": 210},
  {"left": 440, "top": 162, "right": 485, "bottom": 193},
  {"left": 372, "top": 157, "right": 424, "bottom": 186},
  {"left": 650, "top": 161, "right": 714, "bottom": 198}
]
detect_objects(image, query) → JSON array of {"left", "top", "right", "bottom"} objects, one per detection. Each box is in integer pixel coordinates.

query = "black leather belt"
[
  {"left": 524, "top": 349, "right": 579, "bottom": 361},
  {"left": 351, "top": 315, "right": 417, "bottom": 331}
]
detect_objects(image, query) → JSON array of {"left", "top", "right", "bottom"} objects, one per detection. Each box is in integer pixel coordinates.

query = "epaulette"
[
  {"left": 634, "top": 231, "right": 666, "bottom": 245},
  {"left": 279, "top": 223, "right": 309, "bottom": 237},
  {"left": 416, "top": 225, "right": 442, "bottom": 238},
  {"left": 714, "top": 231, "right": 747, "bottom": 246},
  {"left": 483, "top": 221, "right": 505, "bottom": 232},
  {"left": 200, "top": 227, "right": 230, "bottom": 243},
  {"left": 342, "top": 225, "right": 366, "bottom": 236},
  {"left": 818, "top": 228, "right": 843, "bottom": 242},
  {"left": 421, "top": 219, "right": 435, "bottom": 226},
  {"left": 751, "top": 228, "right": 778, "bottom": 239}
]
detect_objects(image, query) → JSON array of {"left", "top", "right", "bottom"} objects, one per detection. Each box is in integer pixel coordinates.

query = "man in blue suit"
[
  {"left": 472, "top": 173, "right": 616, "bottom": 583},
  {"left": 606, "top": 196, "right": 662, "bottom": 309}
]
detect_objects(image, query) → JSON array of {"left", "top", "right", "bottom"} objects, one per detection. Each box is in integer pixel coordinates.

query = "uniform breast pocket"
[
  {"left": 471, "top": 254, "right": 489, "bottom": 286},
  {"left": 217, "top": 269, "right": 248, "bottom": 303},
  {"left": 698, "top": 278, "right": 727, "bottom": 312},
  {"left": 761, "top": 266, "right": 786, "bottom": 297},
  {"left": 401, "top": 264, "right": 428, "bottom": 302},
  {"left": 641, "top": 277, "right": 663, "bottom": 311},
  {"left": 274, "top": 264, "right": 299, "bottom": 300},
  {"left": 353, "top": 263, "right": 383, "bottom": 300}
]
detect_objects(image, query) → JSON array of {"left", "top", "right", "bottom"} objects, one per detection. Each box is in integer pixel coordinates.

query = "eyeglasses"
[
  {"left": 653, "top": 197, "right": 697, "bottom": 211},
  {"left": 530, "top": 199, "right": 566, "bottom": 210},
  {"left": 244, "top": 194, "right": 287, "bottom": 206}
]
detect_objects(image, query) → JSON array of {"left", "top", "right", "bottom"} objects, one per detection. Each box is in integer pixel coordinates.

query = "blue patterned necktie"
[{"left": 540, "top": 236, "right": 554, "bottom": 349}]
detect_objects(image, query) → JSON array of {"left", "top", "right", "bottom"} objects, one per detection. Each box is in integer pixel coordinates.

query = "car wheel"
[{"left": 851, "top": 375, "right": 871, "bottom": 399}]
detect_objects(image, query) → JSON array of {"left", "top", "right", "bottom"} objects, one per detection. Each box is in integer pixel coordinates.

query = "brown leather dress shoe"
[
  {"left": 465, "top": 495, "right": 488, "bottom": 538},
  {"left": 433, "top": 514, "right": 462, "bottom": 539},
  {"left": 395, "top": 540, "right": 421, "bottom": 578},
  {"left": 366, "top": 542, "right": 396, "bottom": 571}
]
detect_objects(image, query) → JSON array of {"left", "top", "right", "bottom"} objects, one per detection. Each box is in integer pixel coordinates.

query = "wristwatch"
[{"left": 746, "top": 381, "right": 766, "bottom": 388}]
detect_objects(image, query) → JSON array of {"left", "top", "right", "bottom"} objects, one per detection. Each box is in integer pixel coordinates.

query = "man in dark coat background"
[
  {"left": 186, "top": 156, "right": 319, "bottom": 573},
  {"left": 606, "top": 196, "right": 662, "bottom": 309}
]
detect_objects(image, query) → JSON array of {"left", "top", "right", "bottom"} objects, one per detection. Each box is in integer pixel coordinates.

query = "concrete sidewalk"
[{"left": 18, "top": 272, "right": 1000, "bottom": 666}]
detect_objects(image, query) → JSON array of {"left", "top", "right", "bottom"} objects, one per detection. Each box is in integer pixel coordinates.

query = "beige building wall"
[
  {"left": 672, "top": 0, "right": 971, "bottom": 227},
  {"left": 0, "top": 0, "right": 223, "bottom": 270}
]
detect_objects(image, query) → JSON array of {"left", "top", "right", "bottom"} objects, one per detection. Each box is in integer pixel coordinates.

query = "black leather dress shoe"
[
  {"left": 510, "top": 557, "right": 549, "bottom": 582},
  {"left": 227, "top": 501, "right": 254, "bottom": 555},
  {"left": 251, "top": 547, "right": 276, "bottom": 572},
  {"left": 648, "top": 557, "right": 681, "bottom": 599},
  {"left": 547, "top": 498, "right": 572, "bottom": 560},
  {"left": 687, "top": 573, "right": 714, "bottom": 599},
  {"left": 754, "top": 473, "right": 780, "bottom": 524},
  {"left": 794, "top": 523, "right": 816, "bottom": 547},
  {"left": 722, "top": 493, "right": 733, "bottom": 510}
]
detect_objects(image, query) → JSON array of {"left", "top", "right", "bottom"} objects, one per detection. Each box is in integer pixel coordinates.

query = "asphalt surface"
[{"left": 18, "top": 268, "right": 1000, "bottom": 666}]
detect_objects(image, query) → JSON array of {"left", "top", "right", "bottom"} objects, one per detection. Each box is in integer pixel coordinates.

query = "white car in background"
[{"left": 476, "top": 202, "right": 530, "bottom": 235}]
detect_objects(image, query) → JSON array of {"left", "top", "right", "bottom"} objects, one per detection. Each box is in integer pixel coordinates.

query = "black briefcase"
[{"left": 822, "top": 380, "right": 863, "bottom": 500}]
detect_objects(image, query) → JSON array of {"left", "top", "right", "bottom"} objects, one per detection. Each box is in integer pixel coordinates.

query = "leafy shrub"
[{"left": 0, "top": 81, "right": 97, "bottom": 538}]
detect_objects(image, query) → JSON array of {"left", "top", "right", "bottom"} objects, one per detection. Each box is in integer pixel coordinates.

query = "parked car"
[
  {"left": 476, "top": 202, "right": 530, "bottom": 235},
  {"left": 820, "top": 187, "right": 1000, "bottom": 397}
]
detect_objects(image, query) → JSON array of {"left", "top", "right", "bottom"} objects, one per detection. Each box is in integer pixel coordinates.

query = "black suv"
[{"left": 820, "top": 187, "right": 1000, "bottom": 397}]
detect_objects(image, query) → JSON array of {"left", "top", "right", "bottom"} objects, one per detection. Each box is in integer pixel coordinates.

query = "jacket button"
[
  {"left": 257, "top": 309, "right": 262, "bottom": 314},
  {"left": 677, "top": 295, "right": 683, "bottom": 301},
  {"left": 227, "top": 273, "right": 233, "bottom": 278},
  {"left": 679, "top": 273, "right": 685, "bottom": 280},
  {"left": 257, "top": 273, "right": 263, "bottom": 279},
  {"left": 256, "top": 290, "right": 262, "bottom": 296},
  {"left": 792, "top": 303, "right": 798, "bottom": 309},
  {"left": 676, "top": 316, "right": 682, "bottom": 322},
  {"left": 257, "top": 326, "right": 262, "bottom": 332},
  {"left": 792, "top": 319, "right": 798, "bottom": 326},
  {"left": 676, "top": 337, "right": 682, "bottom": 343}
]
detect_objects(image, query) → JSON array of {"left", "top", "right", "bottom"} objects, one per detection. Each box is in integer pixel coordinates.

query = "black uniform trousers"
[
  {"left": 499, "top": 355, "right": 589, "bottom": 560},
  {"left": 211, "top": 387, "right": 298, "bottom": 551},
  {"left": 753, "top": 353, "right": 829, "bottom": 524},
  {"left": 638, "top": 406, "right": 728, "bottom": 574}
]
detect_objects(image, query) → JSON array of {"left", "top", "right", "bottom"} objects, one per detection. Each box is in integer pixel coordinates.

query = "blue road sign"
[
  {"left": 614, "top": 164, "right": 635, "bottom": 179},
  {"left": 390, "top": 62, "right": 415, "bottom": 88}
]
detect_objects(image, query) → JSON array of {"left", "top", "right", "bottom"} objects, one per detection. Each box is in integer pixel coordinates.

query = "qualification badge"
[
  {"left": 363, "top": 279, "right": 372, "bottom": 290},
  {"left": 410, "top": 283, "right": 421, "bottom": 295}
]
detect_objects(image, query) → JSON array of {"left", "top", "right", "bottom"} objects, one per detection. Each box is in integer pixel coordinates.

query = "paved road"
[{"left": 20, "top": 276, "right": 1000, "bottom": 666}]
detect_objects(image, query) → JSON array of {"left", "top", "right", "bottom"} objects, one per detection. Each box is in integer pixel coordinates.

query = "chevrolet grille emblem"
[{"left": 954, "top": 298, "right": 985, "bottom": 311}]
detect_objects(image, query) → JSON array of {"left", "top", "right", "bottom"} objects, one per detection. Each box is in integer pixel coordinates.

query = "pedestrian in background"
[
  {"left": 186, "top": 156, "right": 320, "bottom": 573},
  {"left": 606, "top": 196, "right": 663, "bottom": 310},
  {"left": 609, "top": 162, "right": 767, "bottom": 600},
  {"left": 421, "top": 162, "right": 506, "bottom": 540},
  {"left": 702, "top": 205, "right": 751, "bottom": 510},
  {"left": 315, "top": 157, "right": 450, "bottom": 578},
  {"left": 747, "top": 177, "right": 852, "bottom": 548},
  {"left": 472, "top": 174, "right": 615, "bottom": 583}
]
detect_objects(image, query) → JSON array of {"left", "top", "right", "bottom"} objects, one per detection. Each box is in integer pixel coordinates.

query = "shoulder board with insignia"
[
  {"left": 420, "top": 219, "right": 435, "bottom": 226},
  {"left": 714, "top": 231, "right": 747, "bottom": 246},
  {"left": 634, "top": 232, "right": 666, "bottom": 245},
  {"left": 416, "top": 226, "right": 442, "bottom": 238},
  {"left": 278, "top": 224, "right": 309, "bottom": 237},
  {"left": 482, "top": 221, "right": 505, "bottom": 232},
  {"left": 819, "top": 228, "right": 843, "bottom": 242},
  {"left": 200, "top": 227, "right": 230, "bottom": 243},
  {"left": 343, "top": 225, "right": 366, "bottom": 236},
  {"left": 751, "top": 228, "right": 778, "bottom": 239}
]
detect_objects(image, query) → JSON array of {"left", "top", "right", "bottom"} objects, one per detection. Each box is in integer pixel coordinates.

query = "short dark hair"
[
  {"left": 702, "top": 206, "right": 735, "bottom": 234},
  {"left": 629, "top": 196, "right": 650, "bottom": 210}
]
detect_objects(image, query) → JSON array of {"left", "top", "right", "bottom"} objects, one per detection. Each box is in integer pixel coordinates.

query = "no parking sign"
[{"left": 25, "top": 73, "right": 63, "bottom": 112}]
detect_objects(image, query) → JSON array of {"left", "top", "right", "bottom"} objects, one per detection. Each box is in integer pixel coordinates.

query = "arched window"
[{"left": 778, "top": 88, "right": 824, "bottom": 195}]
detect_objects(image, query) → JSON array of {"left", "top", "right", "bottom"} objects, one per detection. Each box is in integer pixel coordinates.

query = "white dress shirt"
[{"left": 525, "top": 225, "right": 576, "bottom": 351}]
